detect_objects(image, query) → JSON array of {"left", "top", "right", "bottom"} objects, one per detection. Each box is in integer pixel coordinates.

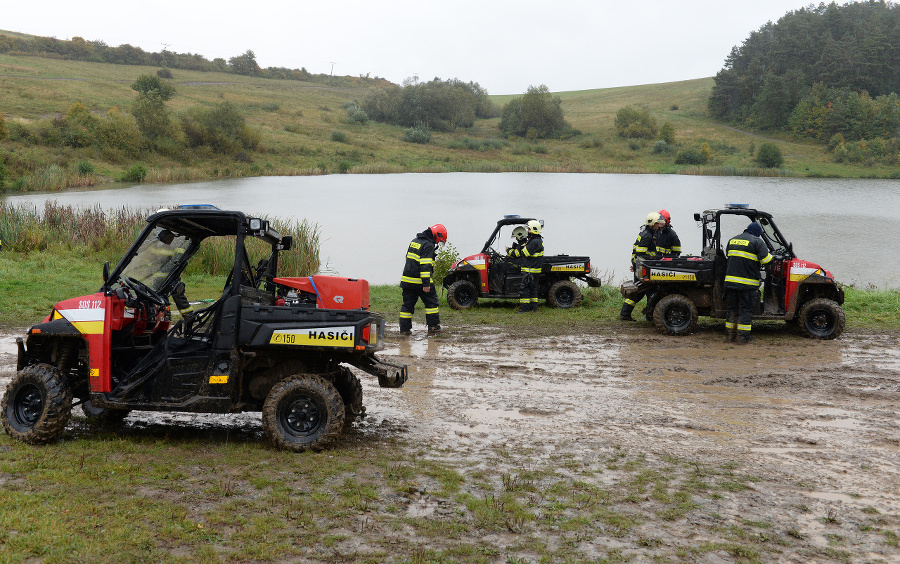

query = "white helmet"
[
  {"left": 527, "top": 219, "right": 541, "bottom": 235},
  {"left": 645, "top": 212, "right": 662, "bottom": 227},
  {"left": 511, "top": 226, "right": 527, "bottom": 241}
]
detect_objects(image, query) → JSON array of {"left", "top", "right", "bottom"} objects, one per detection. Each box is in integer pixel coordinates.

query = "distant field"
[{"left": 0, "top": 51, "right": 895, "bottom": 190}]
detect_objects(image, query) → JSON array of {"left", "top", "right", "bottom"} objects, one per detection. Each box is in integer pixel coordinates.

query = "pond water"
[{"left": 5, "top": 173, "right": 899, "bottom": 288}]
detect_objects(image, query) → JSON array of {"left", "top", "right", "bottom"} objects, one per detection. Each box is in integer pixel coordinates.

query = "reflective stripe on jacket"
[
  {"left": 724, "top": 231, "right": 773, "bottom": 288},
  {"left": 507, "top": 235, "right": 544, "bottom": 274},
  {"left": 631, "top": 226, "right": 657, "bottom": 267},
  {"left": 400, "top": 231, "right": 436, "bottom": 287},
  {"left": 655, "top": 226, "right": 681, "bottom": 257}
]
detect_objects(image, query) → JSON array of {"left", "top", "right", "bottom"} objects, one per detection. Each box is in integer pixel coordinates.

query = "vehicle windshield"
[
  {"left": 757, "top": 216, "right": 789, "bottom": 253},
  {"left": 486, "top": 224, "right": 526, "bottom": 254},
  {"left": 120, "top": 226, "right": 195, "bottom": 292}
]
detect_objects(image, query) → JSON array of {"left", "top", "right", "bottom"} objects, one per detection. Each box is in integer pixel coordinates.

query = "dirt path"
[{"left": 3, "top": 323, "right": 899, "bottom": 560}]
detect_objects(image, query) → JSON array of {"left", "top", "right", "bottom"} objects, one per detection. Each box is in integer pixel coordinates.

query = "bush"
[
  {"left": 330, "top": 130, "right": 348, "bottom": 143},
  {"left": 498, "top": 85, "right": 571, "bottom": 139},
  {"left": 0, "top": 113, "right": 6, "bottom": 141},
  {"left": 675, "top": 148, "right": 708, "bottom": 165},
  {"left": 755, "top": 142, "right": 784, "bottom": 168},
  {"left": 156, "top": 68, "right": 173, "bottom": 79},
  {"left": 337, "top": 160, "right": 352, "bottom": 173},
  {"left": 122, "top": 163, "right": 148, "bottom": 182},
  {"left": 0, "top": 160, "right": 7, "bottom": 188},
  {"left": 402, "top": 123, "right": 431, "bottom": 144},
  {"left": 433, "top": 243, "right": 460, "bottom": 287},
  {"left": 262, "top": 102, "right": 280, "bottom": 112},
  {"left": 76, "top": 160, "right": 95, "bottom": 174},
  {"left": 658, "top": 122, "right": 675, "bottom": 144},
  {"left": 180, "top": 102, "right": 259, "bottom": 154},
  {"left": 653, "top": 140, "right": 675, "bottom": 154},
  {"left": 615, "top": 106, "right": 658, "bottom": 139},
  {"left": 344, "top": 103, "right": 368, "bottom": 124}
]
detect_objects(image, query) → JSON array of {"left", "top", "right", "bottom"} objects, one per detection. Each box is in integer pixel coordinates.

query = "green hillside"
[{"left": 0, "top": 51, "right": 895, "bottom": 192}]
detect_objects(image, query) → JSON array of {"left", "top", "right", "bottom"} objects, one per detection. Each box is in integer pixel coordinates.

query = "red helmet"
[
  {"left": 658, "top": 209, "right": 671, "bottom": 225},
  {"left": 429, "top": 223, "right": 448, "bottom": 243}
]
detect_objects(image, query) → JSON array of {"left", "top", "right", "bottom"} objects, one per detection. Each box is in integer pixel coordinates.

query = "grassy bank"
[
  {"left": 1, "top": 52, "right": 898, "bottom": 193},
  {"left": 2, "top": 248, "right": 897, "bottom": 332}
]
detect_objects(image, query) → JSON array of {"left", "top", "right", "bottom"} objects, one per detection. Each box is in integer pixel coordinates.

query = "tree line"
[
  {"left": 0, "top": 34, "right": 387, "bottom": 88},
  {"left": 708, "top": 0, "right": 900, "bottom": 161}
]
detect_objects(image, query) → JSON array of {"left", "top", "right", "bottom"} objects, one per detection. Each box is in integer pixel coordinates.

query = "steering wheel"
[{"left": 121, "top": 276, "right": 168, "bottom": 308}]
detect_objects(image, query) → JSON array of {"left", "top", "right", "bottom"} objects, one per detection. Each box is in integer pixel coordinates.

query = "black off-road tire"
[
  {"left": 81, "top": 399, "right": 131, "bottom": 426},
  {"left": 2, "top": 363, "right": 73, "bottom": 444},
  {"left": 333, "top": 366, "right": 365, "bottom": 430},
  {"left": 653, "top": 294, "right": 698, "bottom": 336},
  {"left": 797, "top": 298, "right": 845, "bottom": 340},
  {"left": 447, "top": 280, "right": 478, "bottom": 310},
  {"left": 262, "top": 375, "right": 345, "bottom": 452},
  {"left": 547, "top": 280, "right": 583, "bottom": 309}
]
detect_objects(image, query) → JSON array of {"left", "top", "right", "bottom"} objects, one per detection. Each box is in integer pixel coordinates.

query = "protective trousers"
[
  {"left": 399, "top": 287, "right": 440, "bottom": 331},
  {"left": 725, "top": 288, "right": 756, "bottom": 341},
  {"left": 518, "top": 273, "right": 538, "bottom": 312}
]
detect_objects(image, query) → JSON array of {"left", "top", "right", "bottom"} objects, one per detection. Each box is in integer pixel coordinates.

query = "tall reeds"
[{"left": 0, "top": 201, "right": 321, "bottom": 276}]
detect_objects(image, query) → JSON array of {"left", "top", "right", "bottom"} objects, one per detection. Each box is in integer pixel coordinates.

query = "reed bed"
[{"left": 0, "top": 201, "right": 321, "bottom": 276}]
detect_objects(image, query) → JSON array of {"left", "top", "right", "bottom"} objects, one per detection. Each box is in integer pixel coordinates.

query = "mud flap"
[
  {"left": 352, "top": 355, "right": 409, "bottom": 388},
  {"left": 16, "top": 338, "right": 27, "bottom": 371}
]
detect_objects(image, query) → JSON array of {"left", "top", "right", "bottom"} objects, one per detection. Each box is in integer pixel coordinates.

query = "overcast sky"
[{"left": 4, "top": 0, "right": 828, "bottom": 95}]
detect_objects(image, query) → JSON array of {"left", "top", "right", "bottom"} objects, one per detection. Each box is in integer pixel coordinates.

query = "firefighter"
[
  {"left": 724, "top": 222, "right": 773, "bottom": 343},
  {"left": 655, "top": 209, "right": 682, "bottom": 258},
  {"left": 399, "top": 224, "right": 448, "bottom": 336},
  {"left": 620, "top": 212, "right": 665, "bottom": 321},
  {"left": 507, "top": 220, "right": 544, "bottom": 313}
]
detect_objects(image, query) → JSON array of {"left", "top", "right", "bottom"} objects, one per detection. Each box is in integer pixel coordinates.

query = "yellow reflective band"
[
  {"left": 519, "top": 298, "right": 530, "bottom": 303},
  {"left": 425, "top": 307, "right": 439, "bottom": 314},
  {"left": 737, "top": 324, "right": 752, "bottom": 331},
  {"left": 407, "top": 252, "right": 420, "bottom": 260},
  {"left": 209, "top": 375, "right": 228, "bottom": 384},
  {"left": 270, "top": 326, "right": 356, "bottom": 347},
  {"left": 727, "top": 250, "right": 760, "bottom": 261},
  {"left": 760, "top": 254, "right": 773, "bottom": 264},
  {"left": 725, "top": 322, "right": 736, "bottom": 329},
  {"left": 724, "top": 275, "right": 760, "bottom": 286},
  {"left": 401, "top": 276, "right": 422, "bottom": 284},
  {"left": 634, "top": 246, "right": 648, "bottom": 252},
  {"left": 530, "top": 298, "right": 539, "bottom": 303},
  {"left": 672, "top": 246, "right": 682, "bottom": 251},
  {"left": 624, "top": 299, "right": 636, "bottom": 305},
  {"left": 419, "top": 258, "right": 434, "bottom": 265},
  {"left": 399, "top": 312, "right": 413, "bottom": 318},
  {"left": 419, "top": 271, "right": 431, "bottom": 277},
  {"left": 72, "top": 321, "right": 105, "bottom": 335}
]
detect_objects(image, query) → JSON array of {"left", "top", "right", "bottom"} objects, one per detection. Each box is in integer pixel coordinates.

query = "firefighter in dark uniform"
[
  {"left": 655, "top": 209, "right": 682, "bottom": 258},
  {"left": 724, "top": 222, "right": 773, "bottom": 343},
  {"left": 399, "top": 224, "right": 448, "bottom": 335},
  {"left": 621, "top": 212, "right": 665, "bottom": 321},
  {"left": 506, "top": 220, "right": 544, "bottom": 313}
]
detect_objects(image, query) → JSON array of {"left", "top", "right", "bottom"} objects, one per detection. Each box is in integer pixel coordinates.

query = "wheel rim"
[
  {"left": 556, "top": 288, "right": 574, "bottom": 307},
  {"left": 13, "top": 383, "right": 43, "bottom": 427},
  {"left": 665, "top": 305, "right": 691, "bottom": 331},
  {"left": 280, "top": 393, "right": 324, "bottom": 437},
  {"left": 806, "top": 308, "right": 834, "bottom": 336},
  {"left": 456, "top": 286, "right": 474, "bottom": 305}
]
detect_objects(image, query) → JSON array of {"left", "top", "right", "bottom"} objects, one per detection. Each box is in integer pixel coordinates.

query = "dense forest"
[
  {"left": 0, "top": 32, "right": 389, "bottom": 88},
  {"left": 708, "top": 0, "right": 900, "bottom": 164}
]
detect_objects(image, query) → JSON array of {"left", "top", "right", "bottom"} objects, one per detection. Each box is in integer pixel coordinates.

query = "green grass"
[{"left": 1, "top": 52, "right": 898, "bottom": 193}]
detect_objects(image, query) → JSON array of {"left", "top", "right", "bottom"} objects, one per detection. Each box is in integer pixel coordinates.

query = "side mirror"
[
  {"left": 103, "top": 261, "right": 110, "bottom": 282},
  {"left": 693, "top": 213, "right": 701, "bottom": 222},
  {"left": 280, "top": 236, "right": 293, "bottom": 251}
]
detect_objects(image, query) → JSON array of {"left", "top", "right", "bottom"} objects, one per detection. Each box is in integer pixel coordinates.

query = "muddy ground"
[{"left": 2, "top": 322, "right": 899, "bottom": 561}]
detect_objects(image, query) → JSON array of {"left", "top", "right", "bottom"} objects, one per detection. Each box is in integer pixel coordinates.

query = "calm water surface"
[{"left": 6, "top": 173, "right": 899, "bottom": 288}]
